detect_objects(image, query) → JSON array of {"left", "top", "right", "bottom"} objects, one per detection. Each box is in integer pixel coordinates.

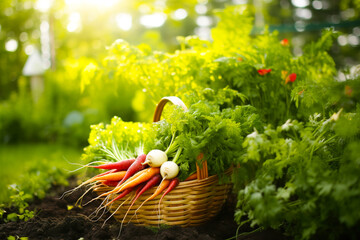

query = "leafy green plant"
[
  {"left": 0, "top": 150, "right": 77, "bottom": 223},
  {"left": 235, "top": 109, "right": 360, "bottom": 239},
  {"left": 83, "top": 5, "right": 342, "bottom": 126},
  {"left": 4, "top": 189, "right": 34, "bottom": 222},
  {"left": 78, "top": 5, "right": 360, "bottom": 239}
]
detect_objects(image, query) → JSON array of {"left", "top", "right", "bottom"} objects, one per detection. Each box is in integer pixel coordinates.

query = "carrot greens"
[{"left": 144, "top": 98, "right": 263, "bottom": 180}]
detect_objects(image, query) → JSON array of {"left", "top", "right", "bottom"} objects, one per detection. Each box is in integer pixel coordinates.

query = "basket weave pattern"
[
  {"left": 94, "top": 96, "right": 232, "bottom": 226},
  {"left": 95, "top": 173, "right": 231, "bottom": 226}
]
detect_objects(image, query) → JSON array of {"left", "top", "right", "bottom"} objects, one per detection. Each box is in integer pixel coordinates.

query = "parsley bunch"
[
  {"left": 144, "top": 98, "right": 263, "bottom": 181},
  {"left": 235, "top": 110, "right": 360, "bottom": 239}
]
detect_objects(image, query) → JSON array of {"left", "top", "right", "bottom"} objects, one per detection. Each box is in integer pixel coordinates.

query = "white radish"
[
  {"left": 143, "top": 149, "right": 168, "bottom": 167},
  {"left": 160, "top": 161, "right": 179, "bottom": 179}
]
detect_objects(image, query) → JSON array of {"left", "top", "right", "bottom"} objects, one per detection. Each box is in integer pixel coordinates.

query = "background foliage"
[{"left": 1, "top": 0, "right": 360, "bottom": 145}]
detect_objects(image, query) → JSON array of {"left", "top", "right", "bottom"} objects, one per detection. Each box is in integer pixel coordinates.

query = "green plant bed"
[
  {"left": 0, "top": 143, "right": 82, "bottom": 203},
  {"left": 0, "top": 143, "right": 83, "bottom": 222}
]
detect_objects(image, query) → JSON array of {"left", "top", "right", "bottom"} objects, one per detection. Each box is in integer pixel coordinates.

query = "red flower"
[
  {"left": 281, "top": 38, "right": 289, "bottom": 46},
  {"left": 345, "top": 85, "right": 353, "bottom": 97},
  {"left": 285, "top": 73, "right": 297, "bottom": 84},
  {"left": 257, "top": 69, "right": 272, "bottom": 76}
]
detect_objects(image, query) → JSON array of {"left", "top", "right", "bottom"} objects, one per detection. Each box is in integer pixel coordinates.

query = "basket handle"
[{"left": 153, "top": 96, "right": 208, "bottom": 180}]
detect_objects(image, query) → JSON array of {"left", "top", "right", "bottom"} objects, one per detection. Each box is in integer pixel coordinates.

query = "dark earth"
[{"left": 0, "top": 177, "right": 288, "bottom": 240}]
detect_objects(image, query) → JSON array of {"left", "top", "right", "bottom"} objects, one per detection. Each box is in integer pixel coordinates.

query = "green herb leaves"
[{"left": 236, "top": 112, "right": 360, "bottom": 239}]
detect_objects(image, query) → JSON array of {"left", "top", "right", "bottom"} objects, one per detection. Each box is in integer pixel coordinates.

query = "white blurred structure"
[{"left": 22, "top": 49, "right": 46, "bottom": 102}]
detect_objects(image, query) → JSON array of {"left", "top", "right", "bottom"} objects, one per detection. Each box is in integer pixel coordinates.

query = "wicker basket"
[{"left": 94, "top": 96, "right": 232, "bottom": 227}]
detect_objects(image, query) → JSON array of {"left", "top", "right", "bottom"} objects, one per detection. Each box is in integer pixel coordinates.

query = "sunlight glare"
[
  {"left": 195, "top": 27, "right": 211, "bottom": 40},
  {"left": 67, "top": 12, "right": 81, "bottom": 32},
  {"left": 312, "top": 0, "right": 322, "bottom": 10},
  {"left": 295, "top": 8, "right": 312, "bottom": 19},
  {"left": 195, "top": 4, "right": 208, "bottom": 14},
  {"left": 116, "top": 13, "right": 132, "bottom": 31},
  {"left": 171, "top": 9, "right": 188, "bottom": 21},
  {"left": 5, "top": 39, "right": 18, "bottom": 52},
  {"left": 291, "top": 0, "right": 309, "bottom": 8},
  {"left": 25, "top": 44, "right": 35, "bottom": 55},
  {"left": 348, "top": 34, "right": 359, "bottom": 46},
  {"left": 35, "top": 0, "right": 54, "bottom": 12},
  {"left": 140, "top": 13, "right": 167, "bottom": 28},
  {"left": 196, "top": 16, "right": 213, "bottom": 27},
  {"left": 65, "top": 0, "right": 118, "bottom": 8}
]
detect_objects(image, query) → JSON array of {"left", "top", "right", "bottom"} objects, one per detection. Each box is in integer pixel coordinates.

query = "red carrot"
[
  {"left": 101, "top": 180, "right": 120, "bottom": 187},
  {"left": 136, "top": 179, "right": 171, "bottom": 211},
  {"left": 121, "top": 174, "right": 162, "bottom": 223},
  {"left": 104, "top": 187, "right": 134, "bottom": 207},
  {"left": 159, "top": 178, "right": 179, "bottom": 203},
  {"left": 116, "top": 154, "right": 147, "bottom": 186},
  {"left": 133, "top": 174, "right": 162, "bottom": 204},
  {"left": 90, "top": 158, "right": 136, "bottom": 170}
]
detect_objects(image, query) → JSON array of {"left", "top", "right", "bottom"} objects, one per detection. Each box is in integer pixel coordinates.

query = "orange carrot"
[
  {"left": 184, "top": 172, "right": 197, "bottom": 181},
  {"left": 95, "top": 169, "right": 118, "bottom": 178},
  {"left": 60, "top": 169, "right": 119, "bottom": 199},
  {"left": 115, "top": 167, "right": 160, "bottom": 193},
  {"left": 99, "top": 167, "right": 160, "bottom": 197},
  {"left": 91, "top": 171, "right": 126, "bottom": 182}
]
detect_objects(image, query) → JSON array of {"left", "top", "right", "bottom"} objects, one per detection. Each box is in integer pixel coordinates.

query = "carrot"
[
  {"left": 59, "top": 169, "right": 118, "bottom": 199},
  {"left": 120, "top": 174, "right": 162, "bottom": 226},
  {"left": 118, "top": 174, "right": 163, "bottom": 237},
  {"left": 114, "top": 167, "right": 160, "bottom": 193},
  {"left": 90, "top": 158, "right": 135, "bottom": 170},
  {"left": 96, "top": 168, "right": 118, "bottom": 176},
  {"left": 156, "top": 178, "right": 179, "bottom": 227},
  {"left": 184, "top": 172, "right": 197, "bottom": 181},
  {"left": 133, "top": 174, "right": 162, "bottom": 204},
  {"left": 135, "top": 178, "right": 171, "bottom": 213},
  {"left": 104, "top": 187, "right": 135, "bottom": 207},
  {"left": 101, "top": 180, "right": 120, "bottom": 187},
  {"left": 91, "top": 171, "right": 126, "bottom": 182},
  {"left": 116, "top": 154, "right": 147, "bottom": 186},
  {"left": 159, "top": 178, "right": 179, "bottom": 203},
  {"left": 99, "top": 167, "right": 160, "bottom": 197},
  {"left": 101, "top": 180, "right": 119, "bottom": 187}
]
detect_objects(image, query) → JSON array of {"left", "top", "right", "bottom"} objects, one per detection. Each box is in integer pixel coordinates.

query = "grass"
[{"left": 0, "top": 143, "right": 83, "bottom": 203}]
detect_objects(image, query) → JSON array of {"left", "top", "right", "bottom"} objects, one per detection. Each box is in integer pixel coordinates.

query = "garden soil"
[{"left": 0, "top": 177, "right": 288, "bottom": 240}]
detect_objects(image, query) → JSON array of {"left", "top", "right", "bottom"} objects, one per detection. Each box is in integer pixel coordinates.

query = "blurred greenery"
[
  {"left": 1, "top": 0, "right": 360, "bottom": 146},
  {"left": 0, "top": 143, "right": 82, "bottom": 203}
]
